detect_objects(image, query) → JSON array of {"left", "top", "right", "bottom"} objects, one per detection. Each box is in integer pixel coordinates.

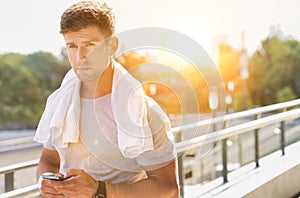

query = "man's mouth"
[{"left": 77, "top": 66, "right": 91, "bottom": 71}]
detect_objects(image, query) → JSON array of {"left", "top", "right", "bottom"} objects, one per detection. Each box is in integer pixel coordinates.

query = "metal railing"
[
  {"left": 173, "top": 99, "right": 300, "bottom": 197},
  {"left": 0, "top": 160, "right": 39, "bottom": 192},
  {"left": 1, "top": 99, "right": 300, "bottom": 197}
]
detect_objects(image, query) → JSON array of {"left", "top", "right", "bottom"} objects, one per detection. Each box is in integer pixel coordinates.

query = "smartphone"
[{"left": 41, "top": 174, "right": 66, "bottom": 181}]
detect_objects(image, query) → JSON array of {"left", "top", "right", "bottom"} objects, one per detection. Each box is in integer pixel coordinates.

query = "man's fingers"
[
  {"left": 40, "top": 181, "right": 64, "bottom": 198},
  {"left": 41, "top": 192, "right": 64, "bottom": 198},
  {"left": 54, "top": 172, "right": 64, "bottom": 178},
  {"left": 66, "top": 168, "right": 87, "bottom": 178},
  {"left": 48, "top": 169, "right": 98, "bottom": 198},
  {"left": 41, "top": 185, "right": 57, "bottom": 194}
]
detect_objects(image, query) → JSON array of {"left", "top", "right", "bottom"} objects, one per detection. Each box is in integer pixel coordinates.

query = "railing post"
[
  {"left": 280, "top": 108, "right": 287, "bottom": 156},
  {"left": 5, "top": 172, "right": 14, "bottom": 192},
  {"left": 254, "top": 113, "right": 261, "bottom": 168},
  {"left": 200, "top": 161, "right": 204, "bottom": 183},
  {"left": 177, "top": 153, "right": 184, "bottom": 198},
  {"left": 254, "top": 129, "right": 260, "bottom": 168},
  {"left": 237, "top": 135, "right": 243, "bottom": 166},
  {"left": 280, "top": 121, "right": 286, "bottom": 155},
  {"left": 222, "top": 138, "right": 228, "bottom": 183},
  {"left": 175, "top": 131, "right": 184, "bottom": 198}
]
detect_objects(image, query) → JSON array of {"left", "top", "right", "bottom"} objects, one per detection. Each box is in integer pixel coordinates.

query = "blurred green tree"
[
  {"left": 248, "top": 36, "right": 300, "bottom": 106},
  {"left": 0, "top": 51, "right": 69, "bottom": 129},
  {"left": 0, "top": 60, "right": 42, "bottom": 128},
  {"left": 276, "top": 86, "right": 297, "bottom": 103},
  {"left": 21, "top": 51, "right": 69, "bottom": 96}
]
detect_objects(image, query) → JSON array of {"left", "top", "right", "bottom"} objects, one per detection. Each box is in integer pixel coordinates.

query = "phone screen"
[{"left": 42, "top": 174, "right": 65, "bottom": 181}]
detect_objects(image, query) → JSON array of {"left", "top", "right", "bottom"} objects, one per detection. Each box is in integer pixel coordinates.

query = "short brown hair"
[{"left": 60, "top": 1, "right": 115, "bottom": 37}]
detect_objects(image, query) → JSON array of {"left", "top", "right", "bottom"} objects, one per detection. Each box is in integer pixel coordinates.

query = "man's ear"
[{"left": 109, "top": 37, "right": 118, "bottom": 56}]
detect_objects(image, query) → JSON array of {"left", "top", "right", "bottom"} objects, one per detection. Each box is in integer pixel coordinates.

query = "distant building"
[{"left": 268, "top": 24, "right": 285, "bottom": 40}]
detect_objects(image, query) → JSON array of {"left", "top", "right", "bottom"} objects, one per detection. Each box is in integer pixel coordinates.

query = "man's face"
[{"left": 63, "top": 26, "right": 111, "bottom": 83}]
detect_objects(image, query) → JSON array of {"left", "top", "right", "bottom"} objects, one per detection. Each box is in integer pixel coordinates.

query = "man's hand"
[
  {"left": 40, "top": 173, "right": 64, "bottom": 198},
  {"left": 49, "top": 169, "right": 98, "bottom": 198}
]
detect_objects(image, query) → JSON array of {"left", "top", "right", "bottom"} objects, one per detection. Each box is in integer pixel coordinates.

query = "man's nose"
[{"left": 76, "top": 47, "right": 88, "bottom": 64}]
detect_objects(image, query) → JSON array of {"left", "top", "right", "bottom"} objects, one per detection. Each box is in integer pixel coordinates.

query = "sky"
[{"left": 1, "top": 0, "right": 300, "bottom": 58}]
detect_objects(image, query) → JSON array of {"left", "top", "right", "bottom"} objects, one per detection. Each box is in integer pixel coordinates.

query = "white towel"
[{"left": 34, "top": 60, "right": 154, "bottom": 158}]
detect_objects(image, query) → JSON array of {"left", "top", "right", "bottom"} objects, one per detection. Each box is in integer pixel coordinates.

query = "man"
[{"left": 34, "top": 1, "right": 179, "bottom": 197}]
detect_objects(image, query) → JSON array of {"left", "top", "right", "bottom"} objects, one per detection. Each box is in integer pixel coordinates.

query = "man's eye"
[
  {"left": 85, "top": 43, "right": 94, "bottom": 47},
  {"left": 68, "top": 45, "right": 78, "bottom": 49}
]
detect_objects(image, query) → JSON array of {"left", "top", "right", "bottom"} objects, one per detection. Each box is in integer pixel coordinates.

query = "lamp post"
[
  {"left": 209, "top": 86, "right": 219, "bottom": 134},
  {"left": 209, "top": 86, "right": 219, "bottom": 111},
  {"left": 226, "top": 81, "right": 235, "bottom": 113},
  {"left": 240, "top": 31, "right": 248, "bottom": 111}
]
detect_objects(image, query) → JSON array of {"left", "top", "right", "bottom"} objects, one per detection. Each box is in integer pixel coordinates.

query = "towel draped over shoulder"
[{"left": 34, "top": 60, "right": 156, "bottom": 158}]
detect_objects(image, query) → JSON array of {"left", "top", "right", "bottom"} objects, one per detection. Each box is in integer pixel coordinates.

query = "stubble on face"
[{"left": 63, "top": 26, "right": 111, "bottom": 84}]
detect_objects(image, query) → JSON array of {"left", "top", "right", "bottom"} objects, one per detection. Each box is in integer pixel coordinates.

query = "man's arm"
[
  {"left": 36, "top": 147, "right": 66, "bottom": 197},
  {"left": 39, "top": 151, "right": 179, "bottom": 198},
  {"left": 37, "top": 148, "right": 99, "bottom": 197},
  {"left": 106, "top": 159, "right": 179, "bottom": 198},
  {"left": 36, "top": 147, "right": 61, "bottom": 180}
]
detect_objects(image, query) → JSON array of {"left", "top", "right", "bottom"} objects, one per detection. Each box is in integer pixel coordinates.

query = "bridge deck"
[{"left": 184, "top": 140, "right": 300, "bottom": 198}]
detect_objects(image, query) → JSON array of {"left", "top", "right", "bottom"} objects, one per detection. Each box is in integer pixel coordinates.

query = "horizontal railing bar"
[
  {"left": 0, "top": 159, "right": 39, "bottom": 174},
  {"left": 171, "top": 99, "right": 300, "bottom": 134},
  {"left": 175, "top": 108, "right": 300, "bottom": 153},
  {"left": 218, "top": 108, "right": 300, "bottom": 139},
  {"left": 0, "top": 137, "right": 35, "bottom": 147},
  {"left": 1, "top": 184, "right": 39, "bottom": 198},
  {"left": 225, "top": 98, "right": 300, "bottom": 118}
]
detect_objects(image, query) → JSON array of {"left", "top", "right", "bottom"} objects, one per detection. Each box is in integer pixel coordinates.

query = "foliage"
[
  {"left": 0, "top": 49, "right": 69, "bottom": 129},
  {"left": 248, "top": 36, "right": 300, "bottom": 106},
  {"left": 276, "top": 86, "right": 297, "bottom": 103}
]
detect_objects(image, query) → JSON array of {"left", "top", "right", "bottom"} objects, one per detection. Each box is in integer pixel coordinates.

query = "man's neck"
[{"left": 80, "top": 63, "right": 114, "bottom": 99}]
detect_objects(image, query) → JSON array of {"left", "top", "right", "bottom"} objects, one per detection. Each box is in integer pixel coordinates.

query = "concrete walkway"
[{"left": 184, "top": 140, "right": 300, "bottom": 198}]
